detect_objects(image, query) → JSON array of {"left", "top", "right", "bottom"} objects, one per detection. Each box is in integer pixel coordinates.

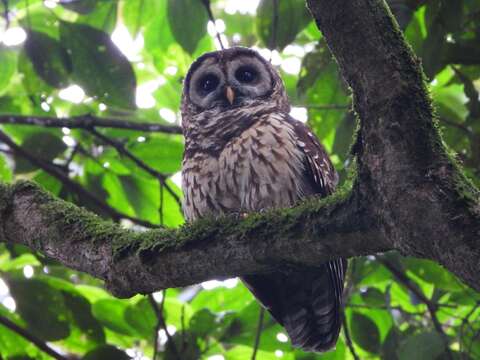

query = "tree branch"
[
  {"left": 0, "top": 180, "right": 387, "bottom": 297},
  {"left": 378, "top": 257, "right": 453, "bottom": 359},
  {"left": 200, "top": 0, "right": 224, "bottom": 50},
  {"left": 0, "top": 315, "right": 69, "bottom": 360},
  {"left": 148, "top": 291, "right": 180, "bottom": 360},
  {"left": 0, "top": 114, "right": 182, "bottom": 134},
  {"left": 0, "top": 130, "right": 159, "bottom": 228},
  {"left": 306, "top": 0, "right": 480, "bottom": 289},
  {"left": 88, "top": 128, "right": 182, "bottom": 207},
  {"left": 342, "top": 313, "right": 360, "bottom": 360},
  {"left": 251, "top": 307, "right": 265, "bottom": 360}
]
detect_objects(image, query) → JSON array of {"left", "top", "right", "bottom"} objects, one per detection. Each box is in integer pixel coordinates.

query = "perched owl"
[{"left": 181, "top": 47, "right": 346, "bottom": 352}]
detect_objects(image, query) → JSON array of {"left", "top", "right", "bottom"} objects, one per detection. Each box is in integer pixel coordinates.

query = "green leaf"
[
  {"left": 82, "top": 345, "right": 130, "bottom": 360},
  {"left": 60, "top": 22, "right": 136, "bottom": 109},
  {"left": 332, "top": 112, "right": 355, "bottom": 162},
  {"left": 404, "top": 10, "right": 426, "bottom": 54},
  {"left": 127, "top": 135, "right": 184, "bottom": 174},
  {"left": 162, "top": 179, "right": 185, "bottom": 228},
  {"left": 14, "top": 132, "right": 66, "bottom": 174},
  {"left": 62, "top": 291, "right": 106, "bottom": 344},
  {"left": 91, "top": 299, "right": 135, "bottom": 336},
  {"left": 299, "top": 45, "right": 349, "bottom": 154},
  {"left": 17, "top": 52, "right": 54, "bottom": 99},
  {"left": 381, "top": 328, "right": 401, "bottom": 360},
  {"left": 0, "top": 47, "right": 17, "bottom": 95},
  {"left": 124, "top": 298, "right": 156, "bottom": 338},
  {"left": 59, "top": 0, "right": 97, "bottom": 14},
  {"left": 167, "top": 0, "right": 208, "bottom": 54},
  {"left": 24, "top": 30, "right": 72, "bottom": 88},
  {"left": 360, "top": 287, "right": 386, "bottom": 307},
  {"left": 119, "top": 175, "right": 160, "bottom": 224},
  {"left": 33, "top": 171, "right": 63, "bottom": 196},
  {"left": 163, "top": 297, "right": 194, "bottom": 329},
  {"left": 102, "top": 173, "right": 135, "bottom": 216},
  {"left": 0, "top": 305, "right": 32, "bottom": 358},
  {"left": 165, "top": 332, "right": 201, "bottom": 360},
  {"left": 0, "top": 153, "right": 13, "bottom": 182},
  {"left": 77, "top": 1, "right": 118, "bottom": 33},
  {"left": 0, "top": 254, "right": 40, "bottom": 271},
  {"left": 123, "top": 0, "right": 161, "bottom": 36},
  {"left": 7, "top": 278, "right": 71, "bottom": 341},
  {"left": 350, "top": 312, "right": 381, "bottom": 354},
  {"left": 191, "top": 284, "right": 253, "bottom": 312},
  {"left": 422, "top": 1, "right": 464, "bottom": 78},
  {"left": 386, "top": 0, "right": 415, "bottom": 29},
  {"left": 402, "top": 258, "right": 464, "bottom": 292},
  {"left": 297, "top": 42, "right": 332, "bottom": 97},
  {"left": 257, "top": 0, "right": 311, "bottom": 50},
  {"left": 144, "top": 1, "right": 174, "bottom": 56},
  {"left": 226, "top": 345, "right": 292, "bottom": 360},
  {"left": 18, "top": 5, "right": 59, "bottom": 38},
  {"left": 398, "top": 331, "right": 445, "bottom": 360},
  {"left": 189, "top": 308, "right": 217, "bottom": 338}
]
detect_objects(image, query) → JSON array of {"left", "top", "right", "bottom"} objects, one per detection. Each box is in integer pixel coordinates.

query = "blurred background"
[{"left": 0, "top": 0, "right": 479, "bottom": 359}]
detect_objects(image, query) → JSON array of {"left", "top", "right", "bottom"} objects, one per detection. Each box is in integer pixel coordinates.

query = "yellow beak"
[{"left": 225, "top": 86, "right": 235, "bottom": 105}]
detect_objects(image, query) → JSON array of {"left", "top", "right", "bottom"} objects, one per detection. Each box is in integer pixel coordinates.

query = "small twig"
[
  {"left": 148, "top": 291, "right": 181, "bottom": 360},
  {"left": 342, "top": 313, "right": 360, "bottom": 360},
  {"left": 0, "top": 130, "right": 159, "bottom": 228},
  {"left": 1, "top": 0, "right": 9, "bottom": 29},
  {"left": 347, "top": 303, "right": 426, "bottom": 315},
  {"left": 149, "top": 292, "right": 164, "bottom": 360},
  {"left": 378, "top": 257, "right": 453, "bottom": 360},
  {"left": 271, "top": 0, "right": 279, "bottom": 50},
  {"left": 296, "top": 103, "right": 350, "bottom": 110},
  {"left": 102, "top": 1, "right": 115, "bottom": 31},
  {"left": 458, "top": 301, "right": 480, "bottom": 354},
  {"left": 64, "top": 143, "right": 80, "bottom": 169},
  {"left": 0, "top": 114, "right": 182, "bottom": 134},
  {"left": 133, "top": 0, "right": 144, "bottom": 36},
  {"left": 200, "top": 0, "right": 224, "bottom": 49},
  {"left": 0, "top": 315, "right": 69, "bottom": 360},
  {"left": 25, "top": 0, "right": 31, "bottom": 29},
  {"left": 88, "top": 128, "right": 182, "bottom": 207},
  {"left": 251, "top": 307, "right": 265, "bottom": 360},
  {"left": 159, "top": 181, "right": 164, "bottom": 226},
  {"left": 438, "top": 117, "right": 472, "bottom": 136},
  {"left": 180, "top": 304, "right": 186, "bottom": 352}
]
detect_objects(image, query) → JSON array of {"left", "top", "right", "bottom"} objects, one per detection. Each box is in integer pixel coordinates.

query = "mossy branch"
[{"left": 0, "top": 180, "right": 386, "bottom": 297}]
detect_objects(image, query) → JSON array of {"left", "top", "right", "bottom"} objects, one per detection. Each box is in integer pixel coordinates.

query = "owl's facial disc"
[
  {"left": 187, "top": 52, "right": 274, "bottom": 110},
  {"left": 188, "top": 58, "right": 226, "bottom": 109},
  {"left": 226, "top": 56, "right": 273, "bottom": 102}
]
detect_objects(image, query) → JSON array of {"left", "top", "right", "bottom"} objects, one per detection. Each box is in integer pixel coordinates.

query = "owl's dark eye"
[
  {"left": 198, "top": 74, "right": 219, "bottom": 94},
  {"left": 235, "top": 66, "right": 257, "bottom": 83}
]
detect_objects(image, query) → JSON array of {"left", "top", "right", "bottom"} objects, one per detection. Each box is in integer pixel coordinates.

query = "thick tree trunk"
[
  {"left": 0, "top": 0, "right": 479, "bottom": 297},
  {"left": 306, "top": 0, "right": 480, "bottom": 290}
]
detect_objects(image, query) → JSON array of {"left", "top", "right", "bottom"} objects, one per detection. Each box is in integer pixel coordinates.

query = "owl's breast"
[{"left": 182, "top": 113, "right": 310, "bottom": 221}]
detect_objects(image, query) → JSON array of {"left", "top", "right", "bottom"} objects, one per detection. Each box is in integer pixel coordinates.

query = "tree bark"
[
  {"left": 305, "top": 0, "right": 480, "bottom": 290},
  {"left": 0, "top": 0, "right": 479, "bottom": 297}
]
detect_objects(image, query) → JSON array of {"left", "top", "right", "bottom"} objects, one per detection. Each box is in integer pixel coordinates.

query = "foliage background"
[{"left": 0, "top": 0, "right": 479, "bottom": 359}]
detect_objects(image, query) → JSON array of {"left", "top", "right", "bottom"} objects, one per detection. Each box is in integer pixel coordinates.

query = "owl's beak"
[{"left": 225, "top": 86, "right": 235, "bottom": 105}]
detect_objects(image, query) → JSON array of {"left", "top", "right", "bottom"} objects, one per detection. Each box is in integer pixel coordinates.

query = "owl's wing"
[
  {"left": 285, "top": 115, "right": 338, "bottom": 196},
  {"left": 243, "top": 116, "right": 347, "bottom": 352}
]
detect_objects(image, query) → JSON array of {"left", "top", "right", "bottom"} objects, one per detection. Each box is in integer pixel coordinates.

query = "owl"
[{"left": 181, "top": 47, "right": 346, "bottom": 352}]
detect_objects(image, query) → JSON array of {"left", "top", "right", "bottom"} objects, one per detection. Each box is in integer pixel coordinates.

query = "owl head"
[{"left": 181, "top": 47, "right": 290, "bottom": 153}]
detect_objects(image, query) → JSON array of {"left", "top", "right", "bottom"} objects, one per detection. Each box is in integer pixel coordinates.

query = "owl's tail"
[{"left": 242, "top": 259, "right": 346, "bottom": 352}]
